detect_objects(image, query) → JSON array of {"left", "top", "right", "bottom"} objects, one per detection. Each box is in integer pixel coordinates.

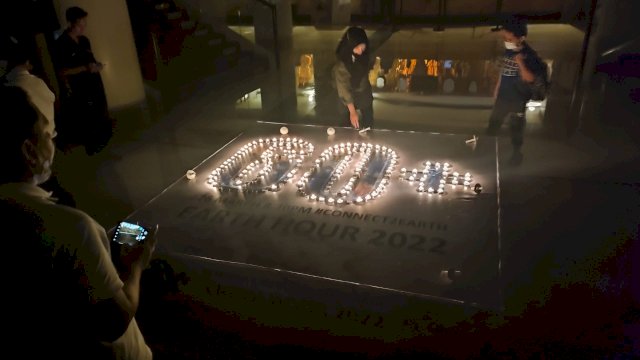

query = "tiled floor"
[{"left": 52, "top": 24, "right": 639, "bottom": 358}]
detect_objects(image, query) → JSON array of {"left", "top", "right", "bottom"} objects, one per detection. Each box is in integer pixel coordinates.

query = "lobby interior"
[{"left": 2, "top": 0, "right": 639, "bottom": 358}]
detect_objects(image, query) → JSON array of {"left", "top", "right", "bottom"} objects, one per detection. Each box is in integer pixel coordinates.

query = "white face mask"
[
  {"left": 33, "top": 159, "right": 52, "bottom": 185},
  {"left": 30, "top": 135, "right": 55, "bottom": 186},
  {"left": 504, "top": 41, "right": 520, "bottom": 51}
]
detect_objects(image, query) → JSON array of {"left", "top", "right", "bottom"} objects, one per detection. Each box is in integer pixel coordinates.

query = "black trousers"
[
  {"left": 486, "top": 99, "right": 527, "bottom": 149},
  {"left": 57, "top": 94, "right": 112, "bottom": 151}
]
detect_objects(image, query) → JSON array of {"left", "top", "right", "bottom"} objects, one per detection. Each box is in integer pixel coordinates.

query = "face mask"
[
  {"left": 33, "top": 159, "right": 52, "bottom": 185},
  {"left": 504, "top": 41, "right": 520, "bottom": 51},
  {"left": 30, "top": 136, "right": 55, "bottom": 185}
]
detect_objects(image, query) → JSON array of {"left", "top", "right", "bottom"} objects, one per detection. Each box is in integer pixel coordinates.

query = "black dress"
[{"left": 54, "top": 30, "right": 111, "bottom": 152}]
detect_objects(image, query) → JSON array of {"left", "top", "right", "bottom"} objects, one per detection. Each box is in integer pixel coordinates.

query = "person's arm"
[
  {"left": 514, "top": 53, "right": 536, "bottom": 83},
  {"left": 97, "top": 227, "right": 157, "bottom": 342},
  {"left": 55, "top": 37, "right": 103, "bottom": 77},
  {"left": 346, "top": 103, "right": 359, "bottom": 128},
  {"left": 94, "top": 262, "right": 143, "bottom": 341},
  {"left": 78, "top": 218, "right": 157, "bottom": 342},
  {"left": 59, "top": 62, "right": 103, "bottom": 77},
  {"left": 59, "top": 65, "right": 89, "bottom": 76},
  {"left": 333, "top": 63, "right": 360, "bottom": 128},
  {"left": 493, "top": 75, "right": 501, "bottom": 100}
]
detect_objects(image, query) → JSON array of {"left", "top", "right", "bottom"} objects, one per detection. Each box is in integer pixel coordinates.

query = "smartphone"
[{"left": 112, "top": 221, "right": 149, "bottom": 246}]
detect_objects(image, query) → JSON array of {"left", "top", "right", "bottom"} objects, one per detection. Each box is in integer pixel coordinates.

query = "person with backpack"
[{"left": 486, "top": 15, "right": 549, "bottom": 165}]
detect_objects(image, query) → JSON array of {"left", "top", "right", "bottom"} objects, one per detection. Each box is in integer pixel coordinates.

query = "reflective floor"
[
  {"left": 127, "top": 122, "right": 503, "bottom": 310},
  {"left": 52, "top": 24, "right": 639, "bottom": 357}
]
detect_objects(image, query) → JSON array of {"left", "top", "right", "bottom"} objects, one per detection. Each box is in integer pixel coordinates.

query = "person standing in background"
[
  {"left": 332, "top": 26, "right": 374, "bottom": 130},
  {"left": 2, "top": 37, "right": 76, "bottom": 207},
  {"left": 53, "top": 6, "right": 111, "bottom": 155},
  {"left": 485, "top": 15, "right": 548, "bottom": 166}
]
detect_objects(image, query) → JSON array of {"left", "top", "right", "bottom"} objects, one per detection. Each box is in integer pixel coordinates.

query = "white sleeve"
[{"left": 76, "top": 216, "right": 124, "bottom": 301}]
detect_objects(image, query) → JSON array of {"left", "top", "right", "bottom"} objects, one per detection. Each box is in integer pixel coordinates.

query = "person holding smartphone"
[
  {"left": 485, "top": 15, "right": 548, "bottom": 166},
  {"left": 0, "top": 85, "right": 155, "bottom": 359}
]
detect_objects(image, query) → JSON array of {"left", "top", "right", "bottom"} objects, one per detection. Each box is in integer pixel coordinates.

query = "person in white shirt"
[
  {"left": 0, "top": 85, "right": 155, "bottom": 360},
  {"left": 2, "top": 39, "right": 76, "bottom": 206},
  {"left": 3, "top": 47, "right": 55, "bottom": 130}
]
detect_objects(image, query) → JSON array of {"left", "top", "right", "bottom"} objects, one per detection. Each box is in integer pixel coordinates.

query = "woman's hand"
[
  {"left": 347, "top": 103, "right": 359, "bottom": 129},
  {"left": 350, "top": 111, "right": 360, "bottom": 129}
]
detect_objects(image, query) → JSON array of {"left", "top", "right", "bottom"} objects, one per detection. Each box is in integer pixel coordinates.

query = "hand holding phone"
[
  {"left": 113, "top": 221, "right": 159, "bottom": 270},
  {"left": 112, "top": 221, "right": 149, "bottom": 246}
]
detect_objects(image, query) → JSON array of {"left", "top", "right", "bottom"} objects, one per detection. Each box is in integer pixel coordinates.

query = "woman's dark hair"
[
  {"left": 66, "top": 6, "right": 88, "bottom": 24},
  {"left": 335, "top": 27, "right": 370, "bottom": 89}
]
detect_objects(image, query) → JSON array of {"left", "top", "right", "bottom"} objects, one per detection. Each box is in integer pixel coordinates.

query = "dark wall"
[
  {"left": 576, "top": 0, "right": 640, "bottom": 143},
  {"left": 0, "top": 0, "right": 59, "bottom": 37}
]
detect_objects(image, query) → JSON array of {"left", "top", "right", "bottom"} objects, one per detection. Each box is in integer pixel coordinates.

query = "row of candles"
[
  {"left": 296, "top": 142, "right": 398, "bottom": 205},
  {"left": 206, "top": 137, "right": 314, "bottom": 192},
  {"left": 205, "top": 136, "right": 476, "bottom": 201},
  {"left": 400, "top": 161, "right": 473, "bottom": 194}
]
